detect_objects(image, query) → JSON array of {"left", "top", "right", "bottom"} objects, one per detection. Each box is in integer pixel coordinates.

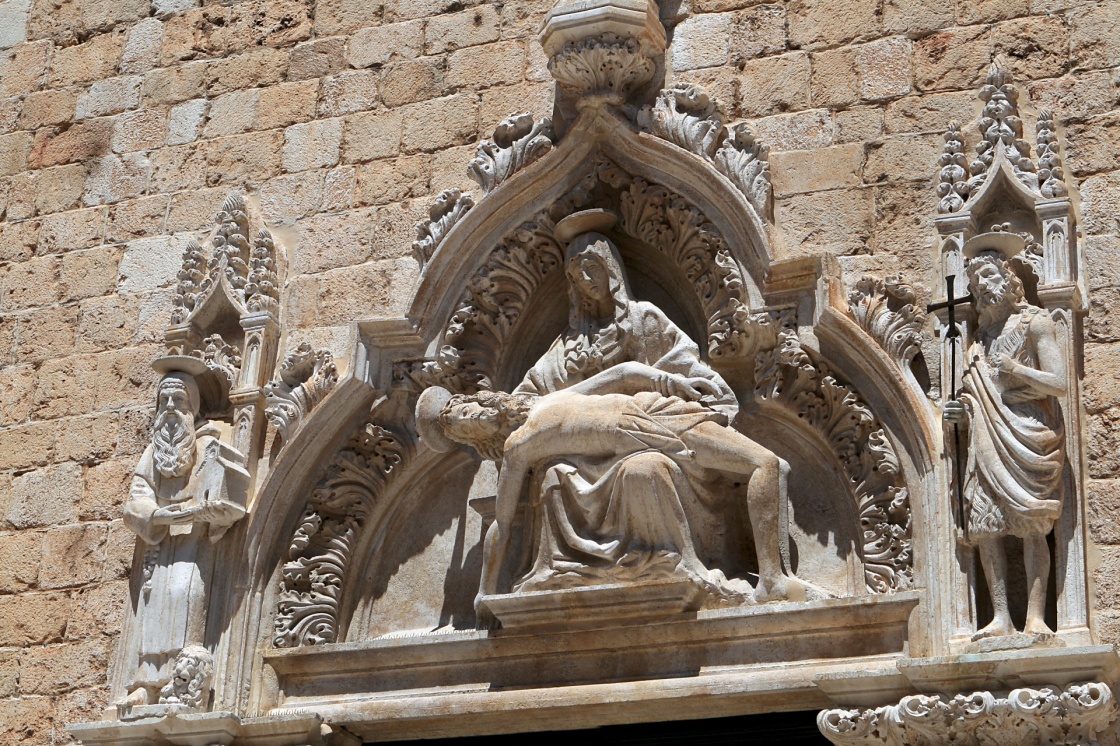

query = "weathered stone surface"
[
  {"left": 425, "top": 5, "right": 500, "bottom": 55},
  {"left": 49, "top": 32, "right": 123, "bottom": 88},
  {"left": 40, "top": 523, "right": 107, "bottom": 589},
  {"left": 1070, "top": 0, "right": 1120, "bottom": 71},
  {"left": 770, "top": 144, "right": 863, "bottom": 197},
  {"left": 0, "top": 531, "right": 41, "bottom": 593},
  {"left": 913, "top": 25, "right": 990, "bottom": 92},
  {"left": 120, "top": 17, "right": 163, "bottom": 74},
  {"left": 83, "top": 153, "right": 152, "bottom": 206},
  {"left": 342, "top": 108, "right": 402, "bottom": 163},
  {"left": 5, "top": 463, "right": 81, "bottom": 527},
  {"left": 0, "top": 591, "right": 68, "bottom": 645},
  {"left": 30, "top": 354, "right": 97, "bottom": 419},
  {"left": 259, "top": 171, "right": 325, "bottom": 223},
  {"left": 349, "top": 20, "right": 423, "bottom": 68},
  {"left": 1089, "top": 479, "right": 1120, "bottom": 545},
  {"left": 750, "top": 108, "right": 832, "bottom": 151},
  {"left": 255, "top": 79, "right": 319, "bottom": 130},
  {"left": 19, "top": 88, "right": 78, "bottom": 129},
  {"left": 863, "top": 133, "right": 941, "bottom": 184},
  {"left": 355, "top": 155, "right": 431, "bottom": 206},
  {"left": 112, "top": 108, "right": 169, "bottom": 153},
  {"left": 20, "top": 639, "right": 109, "bottom": 693},
  {"left": 284, "top": 118, "right": 343, "bottom": 172},
  {"left": 447, "top": 41, "right": 525, "bottom": 91},
  {"left": 672, "top": 12, "right": 732, "bottom": 71},
  {"left": 67, "top": 580, "right": 128, "bottom": 639},
  {"left": 777, "top": 187, "right": 874, "bottom": 255},
  {"left": 80, "top": 458, "right": 132, "bottom": 521},
  {"left": 289, "top": 37, "right": 347, "bottom": 80},
  {"left": 75, "top": 75, "right": 142, "bottom": 120},
  {"left": 738, "top": 53, "right": 810, "bottom": 117},
  {"left": 789, "top": 0, "right": 881, "bottom": 50},
  {"left": 319, "top": 69, "right": 379, "bottom": 117},
  {"left": 730, "top": 4, "right": 786, "bottom": 63},
  {"left": 204, "top": 130, "right": 283, "bottom": 186},
  {"left": 313, "top": 0, "right": 383, "bottom": 36}
]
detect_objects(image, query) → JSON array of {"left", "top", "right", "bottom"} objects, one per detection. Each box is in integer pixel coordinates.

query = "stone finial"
[
  {"left": 1036, "top": 108, "right": 1067, "bottom": 198},
  {"left": 936, "top": 122, "right": 969, "bottom": 214},
  {"left": 539, "top": 0, "right": 665, "bottom": 105},
  {"left": 968, "top": 61, "right": 1037, "bottom": 192}
]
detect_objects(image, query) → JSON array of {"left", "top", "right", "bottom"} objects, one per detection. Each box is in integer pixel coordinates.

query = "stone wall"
[{"left": 0, "top": 0, "right": 1117, "bottom": 741}]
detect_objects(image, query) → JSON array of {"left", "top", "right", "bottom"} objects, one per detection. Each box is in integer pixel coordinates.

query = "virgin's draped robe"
[
  {"left": 512, "top": 300, "right": 738, "bottom": 592},
  {"left": 960, "top": 307, "right": 1064, "bottom": 539}
]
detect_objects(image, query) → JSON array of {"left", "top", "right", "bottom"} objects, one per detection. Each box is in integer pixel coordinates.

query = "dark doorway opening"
[{"left": 370, "top": 709, "right": 830, "bottom": 745}]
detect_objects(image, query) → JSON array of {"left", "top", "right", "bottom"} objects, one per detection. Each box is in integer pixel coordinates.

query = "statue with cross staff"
[{"left": 936, "top": 244, "right": 1067, "bottom": 641}]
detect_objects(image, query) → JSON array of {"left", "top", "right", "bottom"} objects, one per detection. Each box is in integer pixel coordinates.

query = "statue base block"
[{"left": 482, "top": 579, "right": 707, "bottom": 631}]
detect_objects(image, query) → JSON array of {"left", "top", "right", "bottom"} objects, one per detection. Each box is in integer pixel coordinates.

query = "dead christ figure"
[{"left": 944, "top": 249, "right": 1067, "bottom": 640}]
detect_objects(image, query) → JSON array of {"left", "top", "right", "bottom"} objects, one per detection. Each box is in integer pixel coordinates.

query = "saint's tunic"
[{"left": 960, "top": 307, "right": 1064, "bottom": 539}]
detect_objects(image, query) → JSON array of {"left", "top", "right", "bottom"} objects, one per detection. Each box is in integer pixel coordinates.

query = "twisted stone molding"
[
  {"left": 818, "top": 682, "right": 1116, "bottom": 746},
  {"left": 264, "top": 342, "right": 339, "bottom": 445},
  {"left": 755, "top": 327, "right": 913, "bottom": 593},
  {"left": 637, "top": 83, "right": 772, "bottom": 220},
  {"left": 847, "top": 275, "right": 927, "bottom": 371},
  {"left": 273, "top": 420, "right": 412, "bottom": 647}
]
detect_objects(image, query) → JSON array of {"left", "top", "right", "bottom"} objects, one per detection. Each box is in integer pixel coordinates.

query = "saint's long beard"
[{"left": 153, "top": 410, "right": 196, "bottom": 479}]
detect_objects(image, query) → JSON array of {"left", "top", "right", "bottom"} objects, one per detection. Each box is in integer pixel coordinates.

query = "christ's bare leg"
[{"left": 678, "top": 422, "right": 791, "bottom": 600}]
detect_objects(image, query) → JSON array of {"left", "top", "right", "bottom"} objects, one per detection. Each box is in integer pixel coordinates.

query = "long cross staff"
[{"left": 927, "top": 275, "right": 973, "bottom": 541}]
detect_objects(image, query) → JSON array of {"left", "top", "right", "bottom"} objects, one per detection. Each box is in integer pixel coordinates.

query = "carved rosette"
[
  {"left": 818, "top": 682, "right": 1117, "bottom": 746},
  {"left": 847, "top": 275, "right": 927, "bottom": 369},
  {"left": 264, "top": 342, "right": 339, "bottom": 444},
  {"left": 548, "top": 34, "right": 657, "bottom": 103},
  {"left": 273, "top": 421, "right": 412, "bottom": 647},
  {"left": 468, "top": 113, "right": 556, "bottom": 195},
  {"left": 755, "top": 329, "right": 913, "bottom": 593},
  {"left": 638, "top": 83, "right": 772, "bottom": 220}
]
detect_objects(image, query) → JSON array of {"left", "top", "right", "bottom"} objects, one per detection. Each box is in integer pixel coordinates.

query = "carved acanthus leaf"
[
  {"left": 1035, "top": 108, "right": 1067, "bottom": 199},
  {"left": 548, "top": 34, "right": 656, "bottom": 102},
  {"left": 755, "top": 332, "right": 912, "bottom": 593},
  {"left": 638, "top": 84, "right": 724, "bottom": 159},
  {"left": 638, "top": 83, "right": 772, "bottom": 221},
  {"left": 967, "top": 62, "right": 1039, "bottom": 195},
  {"left": 847, "top": 275, "right": 927, "bottom": 369},
  {"left": 937, "top": 122, "right": 970, "bottom": 214},
  {"left": 468, "top": 113, "right": 556, "bottom": 195},
  {"left": 714, "top": 123, "right": 772, "bottom": 220},
  {"left": 190, "top": 333, "right": 242, "bottom": 389},
  {"left": 274, "top": 421, "right": 412, "bottom": 647},
  {"left": 264, "top": 342, "right": 339, "bottom": 443},
  {"left": 413, "top": 189, "right": 476, "bottom": 270},
  {"left": 168, "top": 191, "right": 284, "bottom": 325},
  {"left": 819, "top": 682, "right": 1117, "bottom": 746},
  {"left": 171, "top": 239, "right": 206, "bottom": 325}
]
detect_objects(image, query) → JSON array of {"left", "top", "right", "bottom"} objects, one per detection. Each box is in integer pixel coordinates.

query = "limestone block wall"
[{"left": 0, "top": 0, "right": 1116, "bottom": 741}]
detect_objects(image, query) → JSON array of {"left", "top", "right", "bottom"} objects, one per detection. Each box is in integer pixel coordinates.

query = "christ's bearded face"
[{"left": 153, "top": 382, "right": 197, "bottom": 479}]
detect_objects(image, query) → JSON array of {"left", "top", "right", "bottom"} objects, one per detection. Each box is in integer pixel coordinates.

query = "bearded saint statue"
[
  {"left": 945, "top": 249, "right": 1067, "bottom": 640},
  {"left": 121, "top": 361, "right": 247, "bottom": 708}
]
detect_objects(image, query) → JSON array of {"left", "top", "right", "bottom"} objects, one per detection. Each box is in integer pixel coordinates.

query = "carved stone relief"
[
  {"left": 755, "top": 324, "right": 913, "bottom": 593},
  {"left": 274, "top": 418, "right": 412, "bottom": 647},
  {"left": 819, "top": 682, "right": 1116, "bottom": 746},
  {"left": 264, "top": 342, "right": 339, "bottom": 445}
]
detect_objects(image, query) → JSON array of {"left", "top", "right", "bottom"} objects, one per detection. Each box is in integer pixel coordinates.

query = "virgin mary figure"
[{"left": 462, "top": 210, "right": 793, "bottom": 608}]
